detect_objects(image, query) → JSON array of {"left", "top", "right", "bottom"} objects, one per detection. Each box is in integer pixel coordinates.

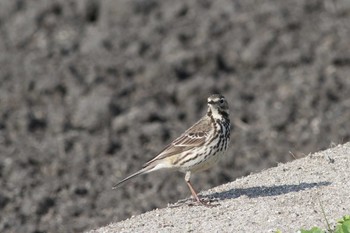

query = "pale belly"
[{"left": 180, "top": 150, "right": 226, "bottom": 173}]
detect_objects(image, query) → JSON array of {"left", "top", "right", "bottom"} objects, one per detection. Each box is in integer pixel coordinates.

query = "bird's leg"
[
  {"left": 184, "top": 172, "right": 219, "bottom": 207},
  {"left": 185, "top": 171, "right": 202, "bottom": 203}
]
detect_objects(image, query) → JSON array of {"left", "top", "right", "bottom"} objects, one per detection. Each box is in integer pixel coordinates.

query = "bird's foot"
[
  {"left": 169, "top": 196, "right": 220, "bottom": 208},
  {"left": 191, "top": 197, "right": 220, "bottom": 207}
]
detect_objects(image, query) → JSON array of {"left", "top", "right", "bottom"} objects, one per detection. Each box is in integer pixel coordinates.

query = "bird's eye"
[{"left": 219, "top": 99, "right": 224, "bottom": 104}]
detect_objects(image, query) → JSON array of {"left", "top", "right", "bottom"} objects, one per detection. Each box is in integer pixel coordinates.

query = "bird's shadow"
[
  {"left": 203, "top": 181, "right": 331, "bottom": 201},
  {"left": 170, "top": 181, "right": 331, "bottom": 207}
]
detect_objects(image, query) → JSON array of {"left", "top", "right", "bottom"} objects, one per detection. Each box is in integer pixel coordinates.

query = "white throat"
[{"left": 209, "top": 106, "right": 223, "bottom": 119}]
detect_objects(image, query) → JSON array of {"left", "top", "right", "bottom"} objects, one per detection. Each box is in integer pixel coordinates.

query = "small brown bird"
[{"left": 113, "top": 94, "right": 230, "bottom": 204}]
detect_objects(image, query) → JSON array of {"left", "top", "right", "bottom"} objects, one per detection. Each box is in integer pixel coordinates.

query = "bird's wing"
[{"left": 143, "top": 117, "right": 212, "bottom": 167}]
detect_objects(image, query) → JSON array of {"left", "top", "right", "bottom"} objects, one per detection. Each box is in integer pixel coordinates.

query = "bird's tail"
[
  {"left": 112, "top": 158, "right": 173, "bottom": 189},
  {"left": 112, "top": 167, "right": 150, "bottom": 189}
]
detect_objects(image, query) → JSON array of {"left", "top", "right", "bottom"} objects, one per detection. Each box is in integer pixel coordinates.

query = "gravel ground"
[{"left": 88, "top": 143, "right": 350, "bottom": 233}]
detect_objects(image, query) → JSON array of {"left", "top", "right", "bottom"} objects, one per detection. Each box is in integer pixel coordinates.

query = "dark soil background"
[{"left": 0, "top": 0, "right": 350, "bottom": 232}]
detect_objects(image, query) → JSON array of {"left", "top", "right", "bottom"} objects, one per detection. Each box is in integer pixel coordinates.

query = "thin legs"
[{"left": 185, "top": 171, "right": 201, "bottom": 203}]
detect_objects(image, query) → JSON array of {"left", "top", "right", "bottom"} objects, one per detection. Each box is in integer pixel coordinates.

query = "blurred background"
[{"left": 1, "top": 0, "right": 350, "bottom": 232}]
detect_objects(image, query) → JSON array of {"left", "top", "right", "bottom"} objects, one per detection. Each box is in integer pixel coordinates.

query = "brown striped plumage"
[{"left": 113, "top": 94, "right": 230, "bottom": 204}]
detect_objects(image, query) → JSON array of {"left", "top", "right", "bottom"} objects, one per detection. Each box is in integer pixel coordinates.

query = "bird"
[{"left": 113, "top": 94, "right": 231, "bottom": 205}]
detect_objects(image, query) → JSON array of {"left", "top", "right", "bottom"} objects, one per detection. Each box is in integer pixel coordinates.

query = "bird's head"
[{"left": 207, "top": 94, "right": 229, "bottom": 118}]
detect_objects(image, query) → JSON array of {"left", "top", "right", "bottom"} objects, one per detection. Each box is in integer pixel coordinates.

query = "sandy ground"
[{"left": 88, "top": 143, "right": 350, "bottom": 233}]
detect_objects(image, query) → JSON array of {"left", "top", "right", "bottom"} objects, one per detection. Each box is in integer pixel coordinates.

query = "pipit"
[{"left": 113, "top": 94, "right": 230, "bottom": 204}]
